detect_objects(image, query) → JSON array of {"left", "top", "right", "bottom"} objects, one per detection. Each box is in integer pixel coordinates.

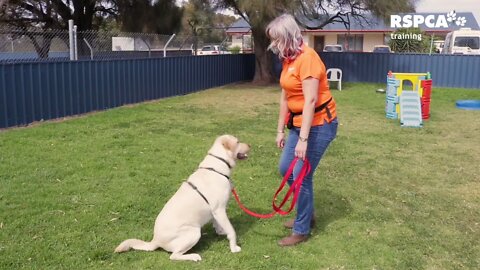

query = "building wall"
[
  {"left": 324, "top": 34, "right": 338, "bottom": 46},
  {"left": 231, "top": 34, "right": 243, "bottom": 49},
  {"left": 229, "top": 34, "right": 254, "bottom": 53},
  {"left": 304, "top": 33, "right": 338, "bottom": 51},
  {"left": 363, "top": 33, "right": 385, "bottom": 52},
  {"left": 232, "top": 32, "right": 394, "bottom": 52},
  {"left": 303, "top": 34, "right": 311, "bottom": 46},
  {"left": 305, "top": 32, "right": 389, "bottom": 52}
]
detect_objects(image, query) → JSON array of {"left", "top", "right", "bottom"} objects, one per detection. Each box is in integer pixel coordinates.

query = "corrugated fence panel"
[
  {"left": 0, "top": 54, "right": 255, "bottom": 129},
  {"left": 319, "top": 52, "right": 480, "bottom": 89}
]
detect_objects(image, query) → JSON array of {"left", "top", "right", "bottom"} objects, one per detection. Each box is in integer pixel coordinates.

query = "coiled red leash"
[{"left": 231, "top": 158, "right": 311, "bottom": 219}]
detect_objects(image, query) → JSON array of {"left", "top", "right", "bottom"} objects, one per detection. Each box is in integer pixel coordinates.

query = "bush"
[
  {"left": 389, "top": 28, "right": 436, "bottom": 53},
  {"left": 229, "top": 45, "right": 241, "bottom": 54}
]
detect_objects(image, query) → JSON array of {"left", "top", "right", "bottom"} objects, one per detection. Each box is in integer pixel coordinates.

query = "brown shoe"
[
  {"left": 283, "top": 217, "right": 316, "bottom": 229},
  {"left": 278, "top": 233, "right": 309, "bottom": 247}
]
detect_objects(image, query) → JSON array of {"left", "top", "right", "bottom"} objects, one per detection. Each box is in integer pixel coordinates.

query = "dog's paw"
[
  {"left": 189, "top": 253, "right": 202, "bottom": 262},
  {"left": 170, "top": 253, "right": 202, "bottom": 262},
  {"left": 230, "top": 245, "right": 241, "bottom": 253}
]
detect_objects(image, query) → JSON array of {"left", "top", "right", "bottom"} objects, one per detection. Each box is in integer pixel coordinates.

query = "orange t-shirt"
[{"left": 279, "top": 44, "right": 337, "bottom": 127}]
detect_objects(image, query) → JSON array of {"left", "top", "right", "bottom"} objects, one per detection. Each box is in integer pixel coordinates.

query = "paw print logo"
[
  {"left": 446, "top": 10, "right": 457, "bottom": 23},
  {"left": 456, "top": 16, "right": 467, "bottom": 26}
]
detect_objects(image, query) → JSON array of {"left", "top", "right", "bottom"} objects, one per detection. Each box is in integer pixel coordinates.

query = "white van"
[{"left": 442, "top": 28, "right": 480, "bottom": 55}]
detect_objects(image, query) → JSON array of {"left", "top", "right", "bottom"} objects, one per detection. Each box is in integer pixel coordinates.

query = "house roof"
[
  {"left": 225, "top": 18, "right": 251, "bottom": 34},
  {"left": 226, "top": 12, "right": 479, "bottom": 34}
]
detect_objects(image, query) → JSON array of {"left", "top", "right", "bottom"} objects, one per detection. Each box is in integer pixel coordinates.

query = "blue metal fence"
[
  {"left": 318, "top": 52, "right": 480, "bottom": 89},
  {"left": 3, "top": 52, "right": 478, "bottom": 129},
  {"left": 0, "top": 54, "right": 255, "bottom": 129}
]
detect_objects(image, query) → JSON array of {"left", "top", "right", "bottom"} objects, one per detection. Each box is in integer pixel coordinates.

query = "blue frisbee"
[{"left": 456, "top": 100, "right": 480, "bottom": 110}]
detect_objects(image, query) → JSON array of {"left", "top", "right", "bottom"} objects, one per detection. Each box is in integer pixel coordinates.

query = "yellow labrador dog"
[{"left": 114, "top": 135, "right": 250, "bottom": 262}]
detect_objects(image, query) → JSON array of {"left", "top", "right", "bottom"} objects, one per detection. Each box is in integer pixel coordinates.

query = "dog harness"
[
  {"left": 186, "top": 181, "right": 210, "bottom": 205},
  {"left": 286, "top": 97, "right": 333, "bottom": 129},
  {"left": 186, "top": 153, "right": 232, "bottom": 205}
]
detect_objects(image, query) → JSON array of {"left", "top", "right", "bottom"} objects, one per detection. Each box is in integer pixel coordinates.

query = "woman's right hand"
[{"left": 276, "top": 132, "right": 285, "bottom": 149}]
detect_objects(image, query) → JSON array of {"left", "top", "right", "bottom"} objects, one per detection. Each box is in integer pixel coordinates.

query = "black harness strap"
[
  {"left": 207, "top": 153, "right": 232, "bottom": 169},
  {"left": 287, "top": 97, "right": 333, "bottom": 129},
  {"left": 198, "top": 167, "right": 230, "bottom": 180},
  {"left": 186, "top": 181, "right": 210, "bottom": 205},
  {"left": 187, "top": 154, "right": 234, "bottom": 204}
]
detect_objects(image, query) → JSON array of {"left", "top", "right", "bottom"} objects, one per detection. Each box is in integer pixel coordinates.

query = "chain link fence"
[
  {"left": 77, "top": 30, "right": 194, "bottom": 60},
  {"left": 0, "top": 27, "right": 70, "bottom": 63},
  {"left": 0, "top": 25, "right": 248, "bottom": 63}
]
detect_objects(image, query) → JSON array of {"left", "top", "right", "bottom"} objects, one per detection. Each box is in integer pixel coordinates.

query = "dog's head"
[{"left": 214, "top": 134, "right": 250, "bottom": 161}]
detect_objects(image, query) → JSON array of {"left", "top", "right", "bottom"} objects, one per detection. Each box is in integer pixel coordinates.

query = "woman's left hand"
[{"left": 295, "top": 141, "right": 308, "bottom": 160}]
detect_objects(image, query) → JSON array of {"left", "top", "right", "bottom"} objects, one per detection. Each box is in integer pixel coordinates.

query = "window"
[
  {"left": 337, "top": 34, "right": 364, "bottom": 51},
  {"left": 454, "top": 37, "right": 480, "bottom": 49}
]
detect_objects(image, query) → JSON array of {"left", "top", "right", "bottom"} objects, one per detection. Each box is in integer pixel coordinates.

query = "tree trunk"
[
  {"left": 28, "top": 33, "right": 53, "bottom": 59},
  {"left": 73, "top": 2, "right": 95, "bottom": 59},
  {"left": 251, "top": 27, "right": 276, "bottom": 85}
]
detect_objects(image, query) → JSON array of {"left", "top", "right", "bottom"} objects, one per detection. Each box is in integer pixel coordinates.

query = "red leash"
[{"left": 231, "top": 158, "right": 311, "bottom": 219}]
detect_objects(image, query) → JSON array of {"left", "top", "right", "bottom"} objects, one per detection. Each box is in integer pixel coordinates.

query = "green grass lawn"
[{"left": 0, "top": 83, "right": 479, "bottom": 269}]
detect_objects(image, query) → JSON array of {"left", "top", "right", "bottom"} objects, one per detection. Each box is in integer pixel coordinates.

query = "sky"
[{"left": 411, "top": 0, "right": 479, "bottom": 22}]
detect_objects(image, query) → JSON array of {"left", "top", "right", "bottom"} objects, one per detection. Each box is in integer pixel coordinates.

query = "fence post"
[
  {"left": 429, "top": 33, "right": 435, "bottom": 55},
  {"left": 83, "top": 38, "right": 94, "bottom": 60},
  {"left": 139, "top": 37, "right": 151, "bottom": 58},
  {"left": 164, "top": 34, "right": 176, "bottom": 57},
  {"left": 69, "top": 20, "right": 75, "bottom": 60},
  {"left": 73, "top": 25, "right": 78, "bottom": 60}
]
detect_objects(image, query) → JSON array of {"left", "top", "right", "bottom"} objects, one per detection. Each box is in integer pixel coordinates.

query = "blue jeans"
[{"left": 278, "top": 118, "right": 338, "bottom": 235}]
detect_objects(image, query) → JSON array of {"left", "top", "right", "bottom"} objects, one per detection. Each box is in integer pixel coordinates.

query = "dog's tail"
[{"left": 114, "top": 239, "right": 159, "bottom": 253}]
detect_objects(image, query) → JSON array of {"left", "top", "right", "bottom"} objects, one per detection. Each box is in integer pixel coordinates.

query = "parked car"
[
  {"left": 198, "top": 45, "right": 231, "bottom": 55},
  {"left": 323, "top": 45, "right": 344, "bottom": 52},
  {"left": 372, "top": 45, "right": 392, "bottom": 53}
]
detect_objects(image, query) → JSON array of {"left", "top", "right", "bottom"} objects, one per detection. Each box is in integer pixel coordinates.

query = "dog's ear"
[{"left": 221, "top": 136, "right": 237, "bottom": 152}]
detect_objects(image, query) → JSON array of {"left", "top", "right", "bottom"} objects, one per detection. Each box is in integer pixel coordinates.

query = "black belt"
[{"left": 287, "top": 97, "right": 333, "bottom": 129}]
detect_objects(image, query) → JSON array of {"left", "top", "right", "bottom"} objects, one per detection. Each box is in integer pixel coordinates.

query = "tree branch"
[
  {"left": 217, "top": 0, "right": 249, "bottom": 25},
  {"left": 50, "top": 0, "right": 72, "bottom": 21},
  {"left": 94, "top": 6, "right": 117, "bottom": 16}
]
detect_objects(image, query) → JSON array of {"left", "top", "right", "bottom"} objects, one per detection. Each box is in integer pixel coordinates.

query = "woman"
[{"left": 266, "top": 14, "right": 338, "bottom": 246}]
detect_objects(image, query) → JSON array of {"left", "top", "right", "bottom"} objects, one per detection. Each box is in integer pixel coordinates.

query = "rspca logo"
[{"left": 390, "top": 11, "right": 467, "bottom": 29}]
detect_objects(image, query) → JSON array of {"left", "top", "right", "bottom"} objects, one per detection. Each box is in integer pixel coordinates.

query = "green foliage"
[
  {"left": 0, "top": 83, "right": 479, "bottom": 269},
  {"left": 2, "top": 0, "right": 106, "bottom": 30},
  {"left": 363, "top": 0, "right": 416, "bottom": 20},
  {"left": 176, "top": 0, "right": 237, "bottom": 47},
  {"left": 2, "top": 0, "right": 183, "bottom": 34},
  {"left": 389, "top": 28, "right": 435, "bottom": 53},
  {"left": 229, "top": 45, "right": 241, "bottom": 54},
  {"left": 117, "top": 0, "right": 183, "bottom": 34}
]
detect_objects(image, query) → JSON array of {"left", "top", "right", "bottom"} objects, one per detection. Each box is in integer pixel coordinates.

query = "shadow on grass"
[
  {"left": 193, "top": 188, "right": 352, "bottom": 248},
  {"left": 112, "top": 188, "right": 351, "bottom": 256},
  {"left": 190, "top": 213, "right": 259, "bottom": 253},
  {"left": 313, "top": 188, "right": 352, "bottom": 232},
  {"left": 240, "top": 188, "right": 353, "bottom": 238}
]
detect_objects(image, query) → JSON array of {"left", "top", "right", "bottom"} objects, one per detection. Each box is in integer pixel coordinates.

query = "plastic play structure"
[{"left": 385, "top": 71, "right": 432, "bottom": 127}]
